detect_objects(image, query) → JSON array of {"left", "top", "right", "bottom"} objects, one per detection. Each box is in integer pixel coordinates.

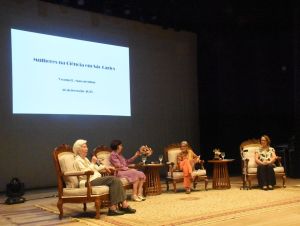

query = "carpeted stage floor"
[{"left": 1, "top": 177, "right": 300, "bottom": 226}]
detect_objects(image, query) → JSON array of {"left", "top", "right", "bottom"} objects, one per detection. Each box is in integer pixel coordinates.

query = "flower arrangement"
[
  {"left": 213, "top": 148, "right": 221, "bottom": 160},
  {"left": 139, "top": 145, "right": 153, "bottom": 157}
]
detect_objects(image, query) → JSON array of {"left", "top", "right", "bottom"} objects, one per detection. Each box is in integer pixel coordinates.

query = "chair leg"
[
  {"left": 173, "top": 181, "right": 177, "bottom": 192},
  {"left": 204, "top": 178, "right": 208, "bottom": 191},
  {"left": 83, "top": 203, "right": 87, "bottom": 212},
  {"left": 193, "top": 176, "right": 198, "bottom": 189},
  {"left": 282, "top": 175, "right": 286, "bottom": 188},
  {"left": 95, "top": 198, "right": 100, "bottom": 219},
  {"left": 57, "top": 199, "right": 63, "bottom": 220},
  {"left": 243, "top": 178, "right": 247, "bottom": 188},
  {"left": 166, "top": 179, "right": 169, "bottom": 191},
  {"left": 247, "top": 177, "right": 252, "bottom": 189}
]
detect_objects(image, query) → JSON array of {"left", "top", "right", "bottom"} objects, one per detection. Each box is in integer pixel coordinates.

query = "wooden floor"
[{"left": 1, "top": 177, "right": 300, "bottom": 226}]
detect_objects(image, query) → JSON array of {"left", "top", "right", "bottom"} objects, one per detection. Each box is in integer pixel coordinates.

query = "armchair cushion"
[
  {"left": 167, "top": 148, "right": 181, "bottom": 170},
  {"left": 63, "top": 185, "right": 109, "bottom": 196},
  {"left": 192, "top": 169, "right": 207, "bottom": 177},
  {"left": 242, "top": 145, "right": 260, "bottom": 168},
  {"left": 58, "top": 152, "right": 78, "bottom": 188},
  {"left": 170, "top": 170, "right": 207, "bottom": 179},
  {"left": 274, "top": 166, "right": 285, "bottom": 173},
  {"left": 170, "top": 171, "right": 184, "bottom": 179},
  {"left": 247, "top": 167, "right": 257, "bottom": 174},
  {"left": 247, "top": 166, "right": 284, "bottom": 174},
  {"left": 96, "top": 151, "right": 113, "bottom": 168},
  {"left": 120, "top": 177, "right": 130, "bottom": 186}
]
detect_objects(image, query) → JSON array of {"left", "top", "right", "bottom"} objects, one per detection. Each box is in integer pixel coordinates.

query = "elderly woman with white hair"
[
  {"left": 177, "top": 141, "right": 201, "bottom": 194},
  {"left": 73, "top": 139, "right": 136, "bottom": 216}
]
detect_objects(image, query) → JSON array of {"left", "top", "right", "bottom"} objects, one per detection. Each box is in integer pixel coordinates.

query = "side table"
[
  {"left": 141, "top": 163, "right": 164, "bottom": 196},
  {"left": 208, "top": 159, "right": 234, "bottom": 189}
]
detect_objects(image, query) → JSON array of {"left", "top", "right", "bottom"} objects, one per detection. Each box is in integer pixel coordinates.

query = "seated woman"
[
  {"left": 109, "top": 139, "right": 146, "bottom": 202},
  {"left": 177, "top": 141, "right": 201, "bottom": 194},
  {"left": 255, "top": 135, "right": 277, "bottom": 190},
  {"left": 73, "top": 139, "right": 136, "bottom": 216}
]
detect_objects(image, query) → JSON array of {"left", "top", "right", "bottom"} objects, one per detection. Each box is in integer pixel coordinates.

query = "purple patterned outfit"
[{"left": 110, "top": 151, "right": 146, "bottom": 183}]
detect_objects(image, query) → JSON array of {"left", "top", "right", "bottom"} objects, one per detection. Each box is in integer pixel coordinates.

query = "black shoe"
[
  {"left": 119, "top": 206, "right": 136, "bottom": 214},
  {"left": 107, "top": 209, "right": 125, "bottom": 216}
]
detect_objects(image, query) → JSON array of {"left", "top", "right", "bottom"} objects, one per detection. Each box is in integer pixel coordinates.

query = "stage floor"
[{"left": 1, "top": 177, "right": 300, "bottom": 226}]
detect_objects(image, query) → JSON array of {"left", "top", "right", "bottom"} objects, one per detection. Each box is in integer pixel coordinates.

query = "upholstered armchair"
[
  {"left": 164, "top": 143, "right": 208, "bottom": 192},
  {"left": 52, "top": 144, "right": 109, "bottom": 219},
  {"left": 240, "top": 139, "right": 286, "bottom": 189},
  {"left": 93, "top": 145, "right": 133, "bottom": 190}
]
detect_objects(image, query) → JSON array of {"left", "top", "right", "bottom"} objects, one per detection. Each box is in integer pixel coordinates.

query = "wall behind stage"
[{"left": 0, "top": 0, "right": 199, "bottom": 191}]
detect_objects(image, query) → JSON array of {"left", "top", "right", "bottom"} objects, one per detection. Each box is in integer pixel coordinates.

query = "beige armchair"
[
  {"left": 52, "top": 144, "right": 109, "bottom": 219},
  {"left": 240, "top": 139, "right": 286, "bottom": 189},
  {"left": 164, "top": 143, "right": 208, "bottom": 192}
]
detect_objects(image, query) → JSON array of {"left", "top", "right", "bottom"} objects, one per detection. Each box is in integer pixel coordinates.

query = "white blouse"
[{"left": 74, "top": 155, "right": 105, "bottom": 185}]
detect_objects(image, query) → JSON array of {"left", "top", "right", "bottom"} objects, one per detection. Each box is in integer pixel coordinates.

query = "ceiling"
[{"left": 41, "top": 0, "right": 293, "bottom": 34}]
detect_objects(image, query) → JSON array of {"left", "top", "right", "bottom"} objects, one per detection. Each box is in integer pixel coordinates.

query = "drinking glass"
[
  {"left": 158, "top": 155, "right": 163, "bottom": 164},
  {"left": 221, "top": 152, "right": 225, "bottom": 160},
  {"left": 142, "top": 156, "right": 147, "bottom": 164}
]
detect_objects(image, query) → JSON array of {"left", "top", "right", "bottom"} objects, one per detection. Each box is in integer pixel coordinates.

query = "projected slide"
[{"left": 11, "top": 28, "right": 131, "bottom": 116}]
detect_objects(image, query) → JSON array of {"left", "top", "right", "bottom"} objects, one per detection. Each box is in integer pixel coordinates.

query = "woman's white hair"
[
  {"left": 180, "top": 141, "right": 188, "bottom": 146},
  {"left": 73, "top": 139, "right": 87, "bottom": 155}
]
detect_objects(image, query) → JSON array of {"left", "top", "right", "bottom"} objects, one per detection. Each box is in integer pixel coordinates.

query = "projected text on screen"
[{"left": 11, "top": 28, "right": 131, "bottom": 116}]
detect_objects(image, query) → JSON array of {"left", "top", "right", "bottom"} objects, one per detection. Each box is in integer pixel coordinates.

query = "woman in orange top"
[{"left": 177, "top": 141, "right": 201, "bottom": 193}]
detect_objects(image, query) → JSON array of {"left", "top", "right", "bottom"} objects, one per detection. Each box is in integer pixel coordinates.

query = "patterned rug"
[
  {"left": 36, "top": 182, "right": 300, "bottom": 226},
  {"left": 0, "top": 205, "right": 76, "bottom": 226}
]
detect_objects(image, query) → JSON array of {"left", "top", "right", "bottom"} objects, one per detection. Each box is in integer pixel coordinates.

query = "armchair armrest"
[
  {"left": 244, "top": 159, "right": 250, "bottom": 174},
  {"left": 276, "top": 156, "right": 283, "bottom": 167},
  {"left": 63, "top": 170, "right": 94, "bottom": 177},
  {"left": 63, "top": 170, "right": 94, "bottom": 197},
  {"left": 100, "top": 168, "right": 116, "bottom": 176},
  {"left": 166, "top": 162, "right": 176, "bottom": 177},
  {"left": 197, "top": 160, "right": 206, "bottom": 170},
  {"left": 108, "top": 166, "right": 134, "bottom": 177}
]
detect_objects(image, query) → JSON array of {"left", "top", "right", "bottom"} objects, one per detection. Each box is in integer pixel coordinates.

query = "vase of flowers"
[
  {"left": 213, "top": 148, "right": 221, "bottom": 160},
  {"left": 139, "top": 145, "right": 153, "bottom": 164},
  {"left": 139, "top": 145, "right": 153, "bottom": 157}
]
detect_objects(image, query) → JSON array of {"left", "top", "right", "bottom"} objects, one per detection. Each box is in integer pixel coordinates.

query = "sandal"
[
  {"left": 132, "top": 195, "right": 142, "bottom": 202},
  {"left": 138, "top": 195, "right": 146, "bottom": 201}
]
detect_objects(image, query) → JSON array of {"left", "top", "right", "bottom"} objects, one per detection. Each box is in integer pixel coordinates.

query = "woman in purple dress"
[{"left": 109, "top": 139, "right": 146, "bottom": 202}]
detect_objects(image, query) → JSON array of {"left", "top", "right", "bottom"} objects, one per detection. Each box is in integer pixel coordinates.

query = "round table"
[{"left": 208, "top": 159, "right": 234, "bottom": 189}]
